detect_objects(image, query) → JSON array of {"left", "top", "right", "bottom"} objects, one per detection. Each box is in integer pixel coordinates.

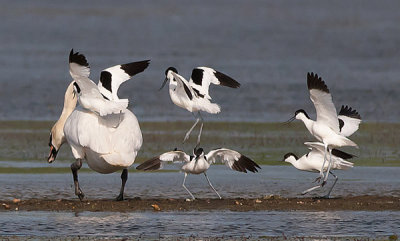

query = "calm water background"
[{"left": 0, "top": 0, "right": 399, "bottom": 122}]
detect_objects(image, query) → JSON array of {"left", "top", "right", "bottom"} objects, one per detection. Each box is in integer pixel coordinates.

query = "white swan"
[{"left": 48, "top": 50, "right": 149, "bottom": 201}]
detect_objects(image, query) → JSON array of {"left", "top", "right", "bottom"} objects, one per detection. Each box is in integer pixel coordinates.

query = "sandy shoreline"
[{"left": 1, "top": 195, "right": 399, "bottom": 212}]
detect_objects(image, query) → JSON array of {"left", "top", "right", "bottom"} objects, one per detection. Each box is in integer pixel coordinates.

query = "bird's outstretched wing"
[
  {"left": 338, "top": 105, "right": 362, "bottom": 137},
  {"left": 69, "top": 49, "right": 128, "bottom": 116},
  {"left": 69, "top": 49, "right": 90, "bottom": 79},
  {"left": 136, "top": 150, "right": 191, "bottom": 171},
  {"left": 98, "top": 60, "right": 150, "bottom": 102},
  {"left": 205, "top": 148, "right": 260, "bottom": 173},
  {"left": 307, "top": 72, "right": 339, "bottom": 133},
  {"left": 189, "top": 67, "right": 240, "bottom": 99}
]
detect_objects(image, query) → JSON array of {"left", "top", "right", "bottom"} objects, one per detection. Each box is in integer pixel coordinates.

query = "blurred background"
[{"left": 0, "top": 0, "right": 399, "bottom": 122}]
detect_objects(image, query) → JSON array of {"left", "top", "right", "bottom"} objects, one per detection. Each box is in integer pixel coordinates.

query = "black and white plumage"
[
  {"left": 286, "top": 72, "right": 361, "bottom": 184},
  {"left": 283, "top": 142, "right": 355, "bottom": 198},
  {"left": 69, "top": 49, "right": 150, "bottom": 116},
  {"left": 136, "top": 147, "right": 260, "bottom": 200},
  {"left": 47, "top": 50, "right": 149, "bottom": 201},
  {"left": 160, "top": 67, "right": 240, "bottom": 145}
]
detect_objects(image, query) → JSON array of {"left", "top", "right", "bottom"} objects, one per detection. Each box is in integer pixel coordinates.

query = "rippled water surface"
[
  {"left": 1, "top": 166, "right": 399, "bottom": 200},
  {"left": 1, "top": 210, "right": 399, "bottom": 238}
]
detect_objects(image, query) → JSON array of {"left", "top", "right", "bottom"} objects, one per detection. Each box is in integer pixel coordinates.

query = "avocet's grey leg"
[
  {"left": 196, "top": 112, "right": 204, "bottom": 146},
  {"left": 314, "top": 144, "right": 328, "bottom": 183},
  {"left": 183, "top": 113, "right": 200, "bottom": 144},
  {"left": 301, "top": 184, "right": 323, "bottom": 195},
  {"left": 116, "top": 168, "right": 128, "bottom": 201},
  {"left": 322, "top": 148, "right": 334, "bottom": 185},
  {"left": 204, "top": 172, "right": 221, "bottom": 199},
  {"left": 71, "top": 158, "right": 84, "bottom": 201},
  {"left": 322, "top": 171, "right": 338, "bottom": 198},
  {"left": 182, "top": 173, "right": 195, "bottom": 200}
]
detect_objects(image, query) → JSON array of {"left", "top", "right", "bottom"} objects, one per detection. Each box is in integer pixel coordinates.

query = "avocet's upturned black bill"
[
  {"left": 136, "top": 147, "right": 260, "bottom": 200},
  {"left": 283, "top": 142, "right": 355, "bottom": 198},
  {"left": 161, "top": 66, "right": 240, "bottom": 145},
  {"left": 48, "top": 49, "right": 149, "bottom": 201},
  {"left": 287, "top": 72, "right": 361, "bottom": 184}
]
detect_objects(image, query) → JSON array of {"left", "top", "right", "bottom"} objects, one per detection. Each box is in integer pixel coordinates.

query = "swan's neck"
[{"left": 51, "top": 81, "right": 77, "bottom": 148}]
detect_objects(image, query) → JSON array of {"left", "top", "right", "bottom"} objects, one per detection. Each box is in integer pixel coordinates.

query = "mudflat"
[{"left": 1, "top": 195, "right": 399, "bottom": 212}]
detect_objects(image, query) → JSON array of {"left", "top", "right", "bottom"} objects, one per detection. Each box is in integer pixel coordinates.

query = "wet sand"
[{"left": 2, "top": 196, "right": 399, "bottom": 212}]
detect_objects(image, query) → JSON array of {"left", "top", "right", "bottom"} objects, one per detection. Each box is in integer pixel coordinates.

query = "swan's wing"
[
  {"left": 338, "top": 105, "right": 362, "bottom": 137},
  {"left": 205, "top": 148, "right": 260, "bottom": 173},
  {"left": 188, "top": 67, "right": 240, "bottom": 99},
  {"left": 307, "top": 72, "right": 339, "bottom": 133},
  {"left": 136, "top": 150, "right": 190, "bottom": 171},
  {"left": 98, "top": 60, "right": 150, "bottom": 101},
  {"left": 171, "top": 72, "right": 195, "bottom": 100},
  {"left": 69, "top": 49, "right": 90, "bottom": 79}
]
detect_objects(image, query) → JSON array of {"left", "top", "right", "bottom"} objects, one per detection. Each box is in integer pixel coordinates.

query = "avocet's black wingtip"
[
  {"left": 339, "top": 105, "right": 361, "bottom": 120},
  {"left": 307, "top": 72, "right": 329, "bottom": 93},
  {"left": 120, "top": 60, "right": 151, "bottom": 77},
  {"left": 69, "top": 49, "right": 89, "bottom": 67},
  {"left": 215, "top": 71, "right": 241, "bottom": 88}
]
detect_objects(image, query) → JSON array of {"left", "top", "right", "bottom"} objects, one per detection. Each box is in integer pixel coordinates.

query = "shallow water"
[
  {"left": 0, "top": 210, "right": 399, "bottom": 238},
  {"left": 1, "top": 166, "right": 399, "bottom": 200},
  {"left": 0, "top": 0, "right": 399, "bottom": 122}
]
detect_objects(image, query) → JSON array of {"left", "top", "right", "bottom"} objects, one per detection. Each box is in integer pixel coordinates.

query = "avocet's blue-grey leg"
[
  {"left": 183, "top": 113, "right": 200, "bottom": 144},
  {"left": 116, "top": 168, "right": 128, "bottom": 201},
  {"left": 314, "top": 144, "right": 328, "bottom": 183},
  {"left": 182, "top": 172, "right": 195, "bottom": 200},
  {"left": 322, "top": 148, "right": 334, "bottom": 185},
  {"left": 322, "top": 171, "right": 338, "bottom": 198},
  {"left": 196, "top": 112, "right": 204, "bottom": 146},
  {"left": 301, "top": 184, "right": 323, "bottom": 195},
  {"left": 71, "top": 158, "right": 84, "bottom": 201},
  {"left": 204, "top": 172, "right": 221, "bottom": 199}
]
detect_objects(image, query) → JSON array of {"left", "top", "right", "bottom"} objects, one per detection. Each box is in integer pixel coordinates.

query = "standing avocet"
[
  {"left": 286, "top": 72, "right": 361, "bottom": 184},
  {"left": 160, "top": 67, "right": 240, "bottom": 145},
  {"left": 283, "top": 142, "right": 355, "bottom": 198},
  {"left": 48, "top": 49, "right": 149, "bottom": 201},
  {"left": 136, "top": 147, "right": 260, "bottom": 200}
]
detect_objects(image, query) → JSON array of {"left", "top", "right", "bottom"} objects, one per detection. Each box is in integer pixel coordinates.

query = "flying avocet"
[{"left": 286, "top": 72, "right": 361, "bottom": 184}]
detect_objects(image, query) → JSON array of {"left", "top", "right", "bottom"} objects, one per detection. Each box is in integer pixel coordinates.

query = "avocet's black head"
[
  {"left": 193, "top": 147, "right": 204, "bottom": 157},
  {"left": 284, "top": 109, "right": 310, "bottom": 124},
  {"left": 282, "top": 152, "right": 298, "bottom": 162},
  {"left": 165, "top": 67, "right": 178, "bottom": 76},
  {"left": 160, "top": 67, "right": 178, "bottom": 90},
  {"left": 295, "top": 109, "right": 310, "bottom": 119}
]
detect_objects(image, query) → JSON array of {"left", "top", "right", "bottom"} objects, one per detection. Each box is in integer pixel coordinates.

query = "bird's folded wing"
[
  {"left": 305, "top": 141, "right": 356, "bottom": 160},
  {"left": 338, "top": 105, "right": 362, "bottom": 137},
  {"left": 205, "top": 148, "right": 260, "bottom": 173},
  {"left": 136, "top": 150, "right": 190, "bottom": 171},
  {"left": 189, "top": 67, "right": 240, "bottom": 99},
  {"left": 171, "top": 72, "right": 194, "bottom": 100},
  {"left": 98, "top": 60, "right": 150, "bottom": 101},
  {"left": 307, "top": 72, "right": 339, "bottom": 133}
]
